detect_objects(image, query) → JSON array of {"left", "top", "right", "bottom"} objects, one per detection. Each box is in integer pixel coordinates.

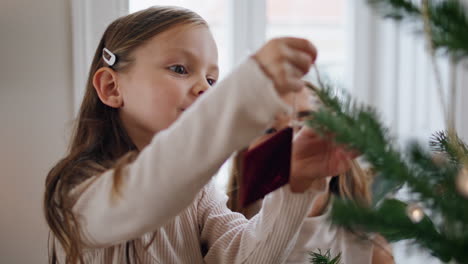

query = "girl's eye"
[
  {"left": 169, "top": 65, "right": 188, "bottom": 75},
  {"left": 207, "top": 78, "right": 216, "bottom": 86}
]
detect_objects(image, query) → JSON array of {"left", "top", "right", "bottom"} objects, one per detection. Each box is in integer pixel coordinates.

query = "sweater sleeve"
[
  {"left": 72, "top": 58, "right": 291, "bottom": 247},
  {"left": 198, "top": 182, "right": 323, "bottom": 264}
]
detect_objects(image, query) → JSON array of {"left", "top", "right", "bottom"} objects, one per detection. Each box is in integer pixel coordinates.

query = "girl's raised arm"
[{"left": 72, "top": 58, "right": 290, "bottom": 247}]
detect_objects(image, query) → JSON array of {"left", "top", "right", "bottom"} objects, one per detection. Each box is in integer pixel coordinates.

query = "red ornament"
[{"left": 240, "top": 127, "right": 293, "bottom": 207}]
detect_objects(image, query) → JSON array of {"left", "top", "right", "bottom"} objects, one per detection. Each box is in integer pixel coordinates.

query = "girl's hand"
[
  {"left": 372, "top": 235, "right": 395, "bottom": 264},
  {"left": 253, "top": 37, "right": 317, "bottom": 95},
  {"left": 289, "top": 126, "right": 359, "bottom": 193}
]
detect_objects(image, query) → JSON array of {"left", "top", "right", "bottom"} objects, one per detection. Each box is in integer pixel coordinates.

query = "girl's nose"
[{"left": 191, "top": 81, "right": 209, "bottom": 96}]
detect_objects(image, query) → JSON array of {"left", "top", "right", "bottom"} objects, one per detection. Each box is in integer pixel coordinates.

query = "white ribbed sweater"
[
  {"left": 56, "top": 59, "right": 322, "bottom": 263},
  {"left": 286, "top": 209, "right": 374, "bottom": 264}
]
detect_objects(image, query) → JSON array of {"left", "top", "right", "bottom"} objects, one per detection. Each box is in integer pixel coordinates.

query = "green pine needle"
[
  {"left": 305, "top": 77, "right": 468, "bottom": 263},
  {"left": 368, "top": 0, "right": 468, "bottom": 61},
  {"left": 329, "top": 198, "right": 462, "bottom": 262},
  {"left": 368, "top": 0, "right": 421, "bottom": 20},
  {"left": 430, "top": 131, "right": 468, "bottom": 163},
  {"left": 308, "top": 249, "right": 342, "bottom": 264},
  {"left": 302, "top": 1, "right": 468, "bottom": 263}
]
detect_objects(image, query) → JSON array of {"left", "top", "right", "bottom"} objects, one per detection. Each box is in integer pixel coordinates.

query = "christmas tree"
[
  {"left": 309, "top": 249, "right": 342, "bottom": 264},
  {"left": 306, "top": 0, "right": 468, "bottom": 263}
]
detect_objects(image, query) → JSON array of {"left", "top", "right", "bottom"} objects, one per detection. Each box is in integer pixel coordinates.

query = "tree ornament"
[{"left": 240, "top": 127, "right": 293, "bottom": 207}]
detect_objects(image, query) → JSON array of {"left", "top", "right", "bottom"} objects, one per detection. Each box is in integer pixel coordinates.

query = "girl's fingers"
[
  {"left": 332, "top": 144, "right": 360, "bottom": 159},
  {"left": 283, "top": 37, "right": 318, "bottom": 62},
  {"left": 254, "top": 37, "right": 318, "bottom": 95},
  {"left": 288, "top": 78, "right": 305, "bottom": 92},
  {"left": 275, "top": 64, "right": 304, "bottom": 92},
  {"left": 293, "top": 129, "right": 323, "bottom": 145},
  {"left": 285, "top": 48, "right": 313, "bottom": 75},
  {"left": 284, "top": 62, "right": 304, "bottom": 79},
  {"left": 294, "top": 125, "right": 316, "bottom": 137}
]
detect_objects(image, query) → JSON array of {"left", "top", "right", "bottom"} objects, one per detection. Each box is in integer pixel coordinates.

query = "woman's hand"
[
  {"left": 253, "top": 37, "right": 317, "bottom": 95},
  {"left": 289, "top": 126, "right": 358, "bottom": 193}
]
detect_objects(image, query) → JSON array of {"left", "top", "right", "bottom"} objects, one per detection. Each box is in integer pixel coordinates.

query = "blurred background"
[{"left": 1, "top": 0, "right": 466, "bottom": 263}]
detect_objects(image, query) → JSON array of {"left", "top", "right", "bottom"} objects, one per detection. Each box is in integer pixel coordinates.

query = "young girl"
[
  {"left": 43, "top": 6, "right": 356, "bottom": 263},
  {"left": 226, "top": 88, "right": 395, "bottom": 264}
]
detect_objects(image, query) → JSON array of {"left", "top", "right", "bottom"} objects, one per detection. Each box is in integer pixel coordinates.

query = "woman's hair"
[{"left": 43, "top": 6, "right": 207, "bottom": 264}]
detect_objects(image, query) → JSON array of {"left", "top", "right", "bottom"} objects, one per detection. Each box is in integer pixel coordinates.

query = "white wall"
[{"left": 0, "top": 0, "right": 73, "bottom": 263}]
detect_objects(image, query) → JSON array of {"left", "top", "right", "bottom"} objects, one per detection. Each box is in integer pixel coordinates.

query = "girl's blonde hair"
[{"left": 43, "top": 6, "right": 207, "bottom": 264}]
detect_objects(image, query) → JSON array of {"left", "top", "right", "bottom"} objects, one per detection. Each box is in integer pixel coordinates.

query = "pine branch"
[
  {"left": 405, "top": 143, "right": 468, "bottom": 223},
  {"left": 429, "top": 0, "right": 468, "bottom": 60},
  {"left": 305, "top": 81, "right": 468, "bottom": 263},
  {"left": 430, "top": 131, "right": 468, "bottom": 163},
  {"left": 306, "top": 83, "right": 420, "bottom": 198},
  {"left": 303, "top": 2, "right": 468, "bottom": 262},
  {"left": 309, "top": 249, "right": 342, "bottom": 264},
  {"left": 330, "top": 198, "right": 468, "bottom": 263},
  {"left": 368, "top": 0, "right": 421, "bottom": 20},
  {"left": 368, "top": 0, "right": 468, "bottom": 61}
]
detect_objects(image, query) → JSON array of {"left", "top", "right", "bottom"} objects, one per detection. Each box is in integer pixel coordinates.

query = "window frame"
[{"left": 71, "top": 0, "right": 128, "bottom": 116}]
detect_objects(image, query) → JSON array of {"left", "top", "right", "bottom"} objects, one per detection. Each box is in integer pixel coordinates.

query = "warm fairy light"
[{"left": 406, "top": 204, "right": 424, "bottom": 223}]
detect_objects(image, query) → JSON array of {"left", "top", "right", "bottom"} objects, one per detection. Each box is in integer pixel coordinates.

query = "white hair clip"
[{"left": 102, "top": 47, "right": 116, "bottom": 66}]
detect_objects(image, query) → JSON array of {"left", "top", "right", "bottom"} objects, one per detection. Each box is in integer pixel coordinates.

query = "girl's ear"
[{"left": 93, "top": 67, "right": 123, "bottom": 108}]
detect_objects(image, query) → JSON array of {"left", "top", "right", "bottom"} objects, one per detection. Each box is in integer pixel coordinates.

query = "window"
[
  {"left": 266, "top": 0, "right": 347, "bottom": 80},
  {"left": 129, "top": 0, "right": 348, "bottom": 80},
  {"left": 130, "top": 0, "right": 231, "bottom": 77}
]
